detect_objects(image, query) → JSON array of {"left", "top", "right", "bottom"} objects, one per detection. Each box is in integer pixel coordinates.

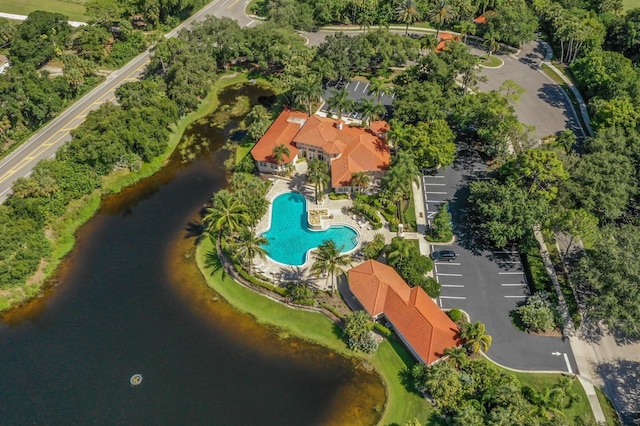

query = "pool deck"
[{"left": 253, "top": 175, "right": 399, "bottom": 291}]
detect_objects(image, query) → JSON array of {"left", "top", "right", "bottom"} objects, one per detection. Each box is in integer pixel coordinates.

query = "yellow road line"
[
  {"left": 0, "top": 59, "right": 150, "bottom": 186},
  {"left": 227, "top": 0, "right": 240, "bottom": 9}
]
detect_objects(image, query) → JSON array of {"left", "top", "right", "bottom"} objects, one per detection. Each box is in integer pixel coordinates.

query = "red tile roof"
[
  {"left": 348, "top": 260, "right": 460, "bottom": 365},
  {"left": 474, "top": 10, "right": 496, "bottom": 24},
  {"left": 250, "top": 109, "right": 306, "bottom": 164},
  {"left": 251, "top": 111, "right": 390, "bottom": 187}
]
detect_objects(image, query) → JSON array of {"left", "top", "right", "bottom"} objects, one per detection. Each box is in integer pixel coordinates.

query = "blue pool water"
[{"left": 262, "top": 192, "right": 359, "bottom": 266}]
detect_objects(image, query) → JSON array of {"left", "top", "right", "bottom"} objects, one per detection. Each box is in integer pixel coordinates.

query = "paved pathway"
[{"left": 0, "top": 12, "right": 85, "bottom": 27}]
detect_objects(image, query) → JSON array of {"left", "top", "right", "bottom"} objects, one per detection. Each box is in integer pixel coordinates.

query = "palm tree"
[
  {"left": 459, "top": 321, "right": 493, "bottom": 354},
  {"left": 430, "top": 0, "right": 456, "bottom": 40},
  {"left": 294, "top": 74, "right": 323, "bottom": 116},
  {"left": 307, "top": 158, "right": 329, "bottom": 204},
  {"left": 327, "top": 89, "right": 355, "bottom": 121},
  {"left": 386, "top": 119, "right": 409, "bottom": 151},
  {"left": 419, "top": 34, "right": 438, "bottom": 55},
  {"left": 386, "top": 237, "right": 414, "bottom": 264},
  {"left": 523, "top": 386, "right": 564, "bottom": 419},
  {"left": 204, "top": 190, "right": 250, "bottom": 240},
  {"left": 384, "top": 150, "right": 420, "bottom": 222},
  {"left": 357, "top": 98, "right": 386, "bottom": 127},
  {"left": 350, "top": 171, "right": 370, "bottom": 194},
  {"left": 443, "top": 346, "right": 468, "bottom": 368},
  {"left": 553, "top": 376, "right": 582, "bottom": 408},
  {"left": 271, "top": 143, "right": 291, "bottom": 173},
  {"left": 457, "top": 20, "right": 477, "bottom": 44},
  {"left": 483, "top": 23, "right": 500, "bottom": 56},
  {"left": 367, "top": 77, "right": 387, "bottom": 105},
  {"left": 232, "top": 227, "right": 268, "bottom": 269},
  {"left": 310, "top": 239, "right": 352, "bottom": 293},
  {"left": 395, "top": 0, "right": 422, "bottom": 35}
]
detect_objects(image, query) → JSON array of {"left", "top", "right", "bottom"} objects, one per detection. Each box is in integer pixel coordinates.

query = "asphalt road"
[
  {"left": 0, "top": 0, "right": 257, "bottom": 203},
  {"left": 424, "top": 143, "right": 577, "bottom": 372}
]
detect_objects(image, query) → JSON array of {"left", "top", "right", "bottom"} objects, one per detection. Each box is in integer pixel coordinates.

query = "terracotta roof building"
[
  {"left": 435, "top": 32, "right": 461, "bottom": 53},
  {"left": 348, "top": 260, "right": 460, "bottom": 365},
  {"left": 251, "top": 110, "right": 390, "bottom": 192},
  {"left": 474, "top": 10, "right": 496, "bottom": 24}
]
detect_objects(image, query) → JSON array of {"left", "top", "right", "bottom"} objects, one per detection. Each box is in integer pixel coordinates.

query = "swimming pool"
[{"left": 262, "top": 192, "right": 359, "bottom": 266}]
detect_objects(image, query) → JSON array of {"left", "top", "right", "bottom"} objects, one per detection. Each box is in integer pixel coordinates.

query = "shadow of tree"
[{"left": 598, "top": 358, "right": 640, "bottom": 423}]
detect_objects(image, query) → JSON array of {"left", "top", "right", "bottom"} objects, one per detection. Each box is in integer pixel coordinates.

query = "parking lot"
[
  {"left": 425, "top": 144, "right": 577, "bottom": 372},
  {"left": 319, "top": 79, "right": 394, "bottom": 120}
]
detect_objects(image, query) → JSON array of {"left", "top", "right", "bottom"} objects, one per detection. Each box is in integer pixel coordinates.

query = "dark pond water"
[{"left": 0, "top": 84, "right": 385, "bottom": 425}]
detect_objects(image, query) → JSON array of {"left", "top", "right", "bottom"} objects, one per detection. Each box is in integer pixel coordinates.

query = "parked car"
[{"left": 431, "top": 250, "right": 458, "bottom": 261}]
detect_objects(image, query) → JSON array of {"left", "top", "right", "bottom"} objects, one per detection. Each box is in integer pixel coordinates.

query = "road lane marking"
[
  {"left": 501, "top": 284, "right": 525, "bottom": 286},
  {"left": 424, "top": 182, "right": 446, "bottom": 186},
  {"left": 227, "top": 0, "right": 240, "bottom": 8},
  {"left": 245, "top": 20, "right": 254, "bottom": 27},
  {"left": 496, "top": 260, "right": 522, "bottom": 264},
  {"left": 563, "top": 353, "right": 573, "bottom": 373},
  {"left": 499, "top": 272, "right": 524, "bottom": 275},
  {"left": 439, "top": 296, "right": 466, "bottom": 299},
  {"left": 424, "top": 175, "right": 444, "bottom": 178},
  {"left": 441, "top": 285, "right": 464, "bottom": 288},
  {"left": 504, "top": 295, "right": 527, "bottom": 298},
  {"left": 436, "top": 262, "right": 461, "bottom": 266},
  {"left": 437, "top": 273, "right": 463, "bottom": 277}
]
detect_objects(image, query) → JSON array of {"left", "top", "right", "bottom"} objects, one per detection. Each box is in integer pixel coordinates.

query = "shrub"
[
  {"left": 363, "top": 234, "right": 386, "bottom": 260},
  {"left": 516, "top": 291, "right": 556, "bottom": 332},
  {"left": 448, "top": 308, "right": 463, "bottom": 322},
  {"left": 344, "top": 310, "right": 378, "bottom": 353},
  {"left": 418, "top": 276, "right": 441, "bottom": 298},
  {"left": 373, "top": 322, "right": 393, "bottom": 337}
]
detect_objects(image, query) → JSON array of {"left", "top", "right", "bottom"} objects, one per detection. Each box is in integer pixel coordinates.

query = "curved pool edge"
[{"left": 258, "top": 191, "right": 362, "bottom": 268}]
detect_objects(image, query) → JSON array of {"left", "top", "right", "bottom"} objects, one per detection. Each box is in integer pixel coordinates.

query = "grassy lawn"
[
  {"left": 595, "top": 387, "right": 621, "bottom": 426},
  {"left": 624, "top": 0, "right": 640, "bottom": 10},
  {"left": 509, "top": 371, "right": 594, "bottom": 424},
  {"left": 0, "top": 0, "right": 87, "bottom": 21},
  {"left": 196, "top": 237, "right": 435, "bottom": 425},
  {"left": 479, "top": 54, "right": 504, "bottom": 68}
]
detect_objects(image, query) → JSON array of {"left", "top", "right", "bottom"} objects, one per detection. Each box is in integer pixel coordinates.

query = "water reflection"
[{"left": 0, "top": 83, "right": 384, "bottom": 425}]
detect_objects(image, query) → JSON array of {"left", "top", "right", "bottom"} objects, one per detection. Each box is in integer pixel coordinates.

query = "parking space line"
[
  {"left": 437, "top": 273, "right": 463, "bottom": 277},
  {"left": 494, "top": 250, "right": 518, "bottom": 254},
  {"left": 362, "top": 83, "right": 369, "bottom": 93},
  {"left": 504, "top": 295, "right": 527, "bottom": 298},
  {"left": 353, "top": 81, "right": 360, "bottom": 91},
  {"left": 499, "top": 272, "right": 524, "bottom": 275},
  {"left": 424, "top": 183, "right": 446, "bottom": 186},
  {"left": 424, "top": 191, "right": 447, "bottom": 194},
  {"left": 425, "top": 175, "right": 444, "bottom": 178},
  {"left": 501, "top": 284, "right": 525, "bottom": 286},
  {"left": 439, "top": 296, "right": 466, "bottom": 299},
  {"left": 496, "top": 261, "right": 522, "bottom": 264},
  {"left": 425, "top": 200, "right": 445, "bottom": 204},
  {"left": 436, "top": 262, "right": 461, "bottom": 266},
  {"left": 441, "top": 284, "right": 464, "bottom": 288}
]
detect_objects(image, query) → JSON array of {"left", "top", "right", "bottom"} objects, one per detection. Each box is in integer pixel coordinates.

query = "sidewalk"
[{"left": 533, "top": 227, "right": 606, "bottom": 423}]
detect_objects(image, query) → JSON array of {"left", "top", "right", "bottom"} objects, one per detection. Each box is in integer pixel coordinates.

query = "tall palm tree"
[
  {"left": 204, "top": 190, "right": 250, "bottom": 240},
  {"left": 387, "top": 119, "right": 409, "bottom": 151},
  {"left": 357, "top": 98, "right": 386, "bottom": 127},
  {"left": 443, "top": 346, "right": 468, "bottom": 368},
  {"left": 271, "top": 143, "right": 291, "bottom": 173},
  {"left": 327, "top": 89, "right": 355, "bottom": 121},
  {"left": 384, "top": 150, "right": 420, "bottom": 222},
  {"left": 457, "top": 20, "right": 477, "bottom": 44},
  {"left": 311, "top": 239, "right": 352, "bottom": 293},
  {"left": 233, "top": 227, "right": 268, "bottom": 269},
  {"left": 294, "top": 74, "right": 323, "bottom": 116},
  {"left": 430, "top": 0, "right": 456, "bottom": 40},
  {"left": 395, "top": 0, "right": 422, "bottom": 35},
  {"left": 483, "top": 23, "right": 500, "bottom": 56},
  {"left": 367, "top": 77, "right": 387, "bottom": 105},
  {"left": 307, "top": 158, "right": 329, "bottom": 204},
  {"left": 350, "top": 171, "right": 370, "bottom": 194},
  {"left": 459, "top": 320, "right": 493, "bottom": 354}
]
